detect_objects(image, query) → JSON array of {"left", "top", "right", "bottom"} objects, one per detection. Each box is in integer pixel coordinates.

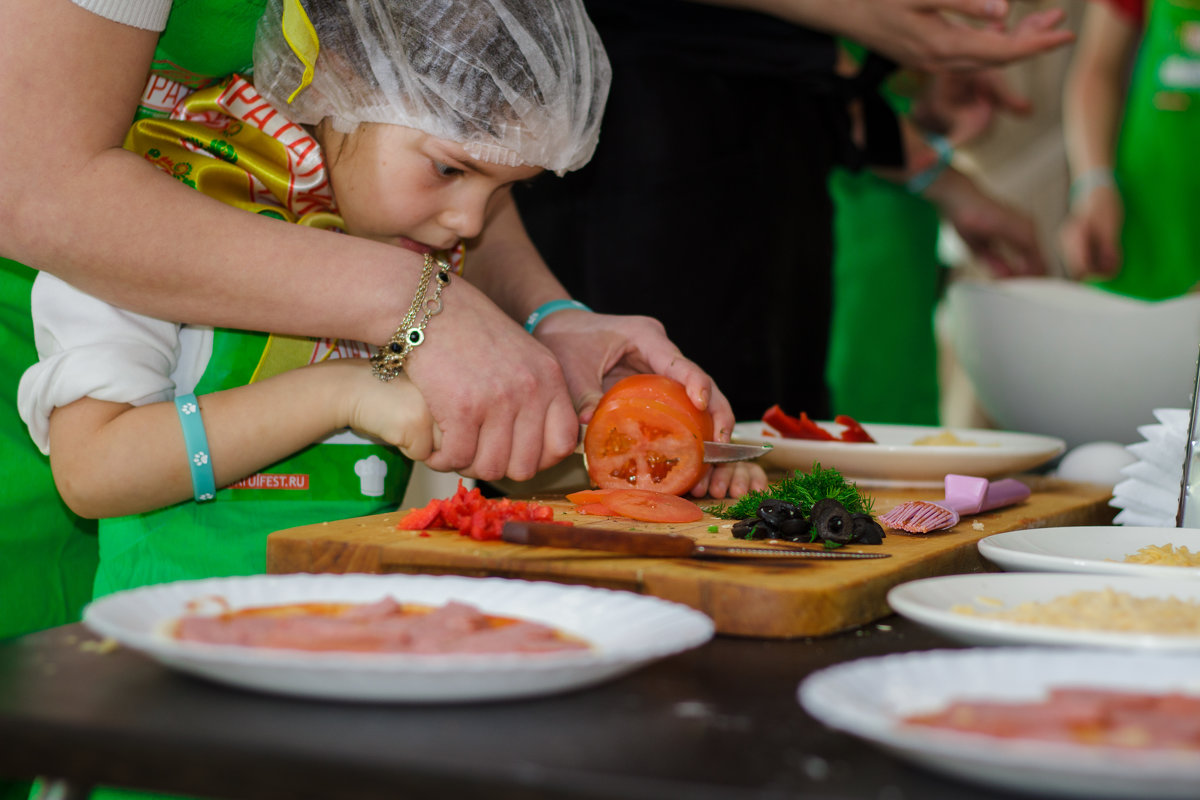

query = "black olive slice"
[
  {"left": 850, "top": 514, "right": 886, "bottom": 545},
  {"left": 810, "top": 498, "right": 856, "bottom": 544}
]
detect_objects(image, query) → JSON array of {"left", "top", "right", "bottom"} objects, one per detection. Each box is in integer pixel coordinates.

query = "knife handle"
[{"left": 502, "top": 522, "right": 697, "bottom": 557}]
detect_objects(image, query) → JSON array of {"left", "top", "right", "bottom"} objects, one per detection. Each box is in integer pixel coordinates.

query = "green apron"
[
  {"left": 9, "top": 4, "right": 264, "bottom": 799},
  {"left": 1097, "top": 0, "right": 1200, "bottom": 299},
  {"left": 91, "top": 326, "right": 412, "bottom": 600},
  {"left": 827, "top": 170, "right": 943, "bottom": 424},
  {"left": 826, "top": 52, "right": 944, "bottom": 426}
]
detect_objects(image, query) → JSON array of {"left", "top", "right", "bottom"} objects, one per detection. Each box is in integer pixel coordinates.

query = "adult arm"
[
  {"left": 0, "top": 0, "right": 577, "bottom": 481},
  {"left": 1058, "top": 2, "right": 1140, "bottom": 278},
  {"left": 689, "top": 0, "right": 1074, "bottom": 71},
  {"left": 872, "top": 118, "right": 1048, "bottom": 277}
]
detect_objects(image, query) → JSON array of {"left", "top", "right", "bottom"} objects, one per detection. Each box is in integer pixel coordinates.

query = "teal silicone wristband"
[
  {"left": 906, "top": 133, "right": 953, "bottom": 195},
  {"left": 175, "top": 393, "right": 216, "bottom": 502},
  {"left": 523, "top": 298, "right": 592, "bottom": 334}
]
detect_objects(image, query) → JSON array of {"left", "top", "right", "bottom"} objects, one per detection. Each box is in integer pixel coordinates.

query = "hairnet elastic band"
[{"left": 281, "top": 0, "right": 320, "bottom": 103}]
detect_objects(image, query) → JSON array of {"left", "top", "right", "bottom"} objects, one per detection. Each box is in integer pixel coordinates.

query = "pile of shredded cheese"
[
  {"left": 953, "top": 587, "right": 1200, "bottom": 635},
  {"left": 1122, "top": 543, "right": 1200, "bottom": 567}
]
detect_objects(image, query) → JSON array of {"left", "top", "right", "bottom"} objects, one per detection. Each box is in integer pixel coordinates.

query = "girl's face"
[{"left": 318, "top": 123, "right": 543, "bottom": 254}]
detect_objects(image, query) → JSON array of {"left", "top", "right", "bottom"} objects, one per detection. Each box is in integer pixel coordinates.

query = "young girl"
[{"left": 17, "top": 0, "right": 613, "bottom": 600}]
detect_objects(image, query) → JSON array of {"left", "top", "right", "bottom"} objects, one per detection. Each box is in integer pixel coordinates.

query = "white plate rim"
[
  {"left": 83, "top": 573, "right": 715, "bottom": 701},
  {"left": 979, "top": 526, "right": 1200, "bottom": 578},
  {"left": 732, "top": 420, "right": 1064, "bottom": 486},
  {"left": 798, "top": 647, "right": 1200, "bottom": 798},
  {"left": 887, "top": 572, "right": 1200, "bottom": 651}
]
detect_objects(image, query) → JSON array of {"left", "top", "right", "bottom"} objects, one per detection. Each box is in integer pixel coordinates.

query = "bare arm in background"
[
  {"left": 690, "top": 0, "right": 1074, "bottom": 71},
  {"left": 1058, "top": 2, "right": 1140, "bottom": 278}
]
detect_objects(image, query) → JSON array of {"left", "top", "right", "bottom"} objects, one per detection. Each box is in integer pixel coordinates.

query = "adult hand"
[
  {"left": 912, "top": 67, "right": 1033, "bottom": 144},
  {"left": 820, "top": 0, "right": 1074, "bottom": 72},
  {"left": 531, "top": 309, "right": 737, "bottom": 441},
  {"left": 404, "top": 278, "right": 579, "bottom": 483},
  {"left": 1058, "top": 184, "right": 1123, "bottom": 279},
  {"left": 533, "top": 309, "right": 754, "bottom": 498},
  {"left": 924, "top": 167, "right": 1048, "bottom": 277}
]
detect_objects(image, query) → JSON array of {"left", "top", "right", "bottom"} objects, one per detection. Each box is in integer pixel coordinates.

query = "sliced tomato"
[
  {"left": 585, "top": 396, "right": 706, "bottom": 494},
  {"left": 574, "top": 502, "right": 616, "bottom": 516},
  {"left": 602, "top": 489, "right": 704, "bottom": 523},
  {"left": 565, "top": 489, "right": 613, "bottom": 505},
  {"left": 834, "top": 414, "right": 876, "bottom": 443},
  {"left": 593, "top": 374, "right": 714, "bottom": 441},
  {"left": 762, "top": 405, "right": 835, "bottom": 440}
]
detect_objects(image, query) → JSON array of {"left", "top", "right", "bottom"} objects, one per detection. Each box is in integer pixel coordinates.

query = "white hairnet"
[{"left": 253, "top": 0, "right": 611, "bottom": 174}]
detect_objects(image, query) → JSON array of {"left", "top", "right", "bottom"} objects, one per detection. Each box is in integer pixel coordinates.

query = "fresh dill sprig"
[{"left": 704, "top": 462, "right": 873, "bottom": 519}]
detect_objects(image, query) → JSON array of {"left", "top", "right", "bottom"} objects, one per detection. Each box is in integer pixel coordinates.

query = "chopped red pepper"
[
  {"left": 763, "top": 405, "right": 835, "bottom": 440},
  {"left": 834, "top": 414, "right": 877, "bottom": 443},
  {"left": 396, "top": 480, "right": 567, "bottom": 541},
  {"left": 761, "top": 407, "right": 876, "bottom": 444}
]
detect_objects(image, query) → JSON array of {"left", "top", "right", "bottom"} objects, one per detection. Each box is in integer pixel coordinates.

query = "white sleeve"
[
  {"left": 70, "top": 0, "right": 172, "bottom": 31},
  {"left": 17, "top": 273, "right": 183, "bottom": 455}
]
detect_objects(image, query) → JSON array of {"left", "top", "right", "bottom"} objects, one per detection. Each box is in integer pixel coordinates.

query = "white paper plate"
[
  {"left": 799, "top": 648, "right": 1200, "bottom": 798},
  {"left": 979, "top": 526, "right": 1200, "bottom": 578},
  {"left": 887, "top": 572, "right": 1200, "bottom": 651},
  {"left": 732, "top": 421, "right": 1064, "bottom": 487},
  {"left": 83, "top": 573, "right": 714, "bottom": 703}
]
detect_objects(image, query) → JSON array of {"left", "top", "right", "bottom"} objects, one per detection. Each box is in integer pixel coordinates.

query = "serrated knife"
[{"left": 501, "top": 522, "right": 890, "bottom": 560}]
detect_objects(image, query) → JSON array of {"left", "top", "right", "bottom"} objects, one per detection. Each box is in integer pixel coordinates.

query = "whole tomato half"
[{"left": 583, "top": 375, "right": 712, "bottom": 495}]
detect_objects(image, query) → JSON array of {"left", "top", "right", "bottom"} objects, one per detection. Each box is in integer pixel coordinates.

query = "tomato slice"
[
  {"left": 834, "top": 414, "right": 876, "bottom": 443},
  {"left": 762, "top": 405, "right": 835, "bottom": 440},
  {"left": 565, "top": 489, "right": 613, "bottom": 505},
  {"left": 574, "top": 502, "right": 616, "bottom": 516},
  {"left": 585, "top": 397, "right": 706, "bottom": 494},
  {"left": 593, "top": 374, "right": 714, "bottom": 441},
  {"left": 602, "top": 489, "right": 704, "bottom": 523}
]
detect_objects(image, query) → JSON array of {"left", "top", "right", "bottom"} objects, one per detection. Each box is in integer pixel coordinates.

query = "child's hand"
[
  {"left": 337, "top": 360, "right": 439, "bottom": 461},
  {"left": 690, "top": 461, "right": 768, "bottom": 500}
]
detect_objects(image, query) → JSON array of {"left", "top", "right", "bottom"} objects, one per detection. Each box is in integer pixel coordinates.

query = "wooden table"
[
  {"left": 267, "top": 476, "right": 1117, "bottom": 638},
  {"left": 0, "top": 615, "right": 1149, "bottom": 800}
]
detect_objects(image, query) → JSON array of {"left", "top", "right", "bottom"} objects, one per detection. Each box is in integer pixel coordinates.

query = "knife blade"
[
  {"left": 501, "top": 522, "right": 890, "bottom": 560},
  {"left": 574, "top": 427, "right": 772, "bottom": 464}
]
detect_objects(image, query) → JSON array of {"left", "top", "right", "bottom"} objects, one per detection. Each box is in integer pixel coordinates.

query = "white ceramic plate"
[
  {"left": 732, "top": 421, "right": 1064, "bottom": 487},
  {"left": 980, "top": 526, "right": 1200, "bottom": 578},
  {"left": 799, "top": 648, "right": 1200, "bottom": 799},
  {"left": 83, "top": 573, "right": 714, "bottom": 703},
  {"left": 887, "top": 572, "right": 1200, "bottom": 651}
]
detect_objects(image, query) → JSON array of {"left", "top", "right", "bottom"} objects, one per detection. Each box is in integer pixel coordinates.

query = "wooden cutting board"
[{"left": 266, "top": 476, "right": 1116, "bottom": 638}]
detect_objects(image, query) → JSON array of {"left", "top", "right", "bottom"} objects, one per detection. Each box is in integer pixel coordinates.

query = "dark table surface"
[{"left": 0, "top": 614, "right": 1132, "bottom": 800}]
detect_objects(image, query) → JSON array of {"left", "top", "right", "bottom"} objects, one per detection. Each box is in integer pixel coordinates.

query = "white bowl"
[{"left": 944, "top": 278, "right": 1200, "bottom": 449}]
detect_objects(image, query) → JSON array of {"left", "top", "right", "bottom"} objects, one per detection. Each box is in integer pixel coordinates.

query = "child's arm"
[{"left": 47, "top": 359, "right": 434, "bottom": 519}]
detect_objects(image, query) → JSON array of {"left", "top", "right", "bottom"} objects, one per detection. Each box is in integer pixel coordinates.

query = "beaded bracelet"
[
  {"left": 906, "top": 133, "right": 954, "bottom": 195},
  {"left": 524, "top": 298, "right": 592, "bottom": 334},
  {"left": 371, "top": 253, "right": 452, "bottom": 382},
  {"left": 174, "top": 393, "right": 216, "bottom": 502}
]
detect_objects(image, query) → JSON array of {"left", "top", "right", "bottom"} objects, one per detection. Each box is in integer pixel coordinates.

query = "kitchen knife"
[
  {"left": 574, "top": 427, "right": 772, "bottom": 463},
  {"left": 501, "top": 522, "right": 890, "bottom": 560}
]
